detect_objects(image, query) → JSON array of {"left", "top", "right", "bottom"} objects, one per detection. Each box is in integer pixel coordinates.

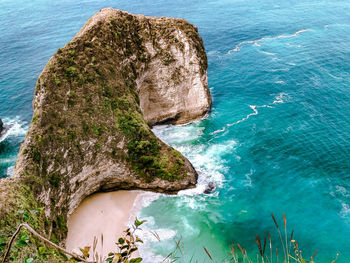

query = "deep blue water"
[{"left": 1, "top": 0, "right": 350, "bottom": 262}]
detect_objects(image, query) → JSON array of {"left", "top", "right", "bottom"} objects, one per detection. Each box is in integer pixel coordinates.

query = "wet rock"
[{"left": 204, "top": 182, "right": 216, "bottom": 194}]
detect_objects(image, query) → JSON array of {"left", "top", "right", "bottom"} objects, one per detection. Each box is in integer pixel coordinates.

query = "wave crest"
[{"left": 0, "top": 117, "right": 28, "bottom": 143}]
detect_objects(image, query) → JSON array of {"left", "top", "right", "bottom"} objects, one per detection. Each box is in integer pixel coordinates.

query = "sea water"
[{"left": 1, "top": 0, "right": 349, "bottom": 262}]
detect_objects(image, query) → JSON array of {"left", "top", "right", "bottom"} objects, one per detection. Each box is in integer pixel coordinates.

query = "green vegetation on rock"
[
  {"left": 0, "top": 179, "right": 67, "bottom": 262},
  {"left": 1, "top": 7, "right": 208, "bottom": 262}
]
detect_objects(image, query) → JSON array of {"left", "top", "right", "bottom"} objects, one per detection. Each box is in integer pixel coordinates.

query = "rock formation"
[
  {"left": 0, "top": 118, "right": 3, "bottom": 135},
  {"left": 0, "top": 8, "right": 210, "bottom": 260}
]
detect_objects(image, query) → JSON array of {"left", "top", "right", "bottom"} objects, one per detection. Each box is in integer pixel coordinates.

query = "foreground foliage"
[
  {"left": 1, "top": 214, "right": 340, "bottom": 263},
  {"left": 1, "top": 219, "right": 146, "bottom": 263},
  {"left": 200, "top": 214, "right": 339, "bottom": 263}
]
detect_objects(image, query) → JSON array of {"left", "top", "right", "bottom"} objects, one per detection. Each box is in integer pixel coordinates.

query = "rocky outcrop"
[
  {"left": 0, "top": 8, "right": 210, "bottom": 260},
  {"left": 76, "top": 9, "right": 211, "bottom": 126},
  {"left": 0, "top": 118, "right": 3, "bottom": 135}
]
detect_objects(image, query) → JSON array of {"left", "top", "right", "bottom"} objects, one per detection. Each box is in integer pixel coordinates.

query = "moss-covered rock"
[{"left": 1, "top": 8, "right": 211, "bottom": 261}]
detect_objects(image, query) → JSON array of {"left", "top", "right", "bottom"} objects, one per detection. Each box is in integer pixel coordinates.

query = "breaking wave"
[
  {"left": 153, "top": 124, "right": 237, "bottom": 195},
  {"left": 0, "top": 117, "right": 28, "bottom": 143}
]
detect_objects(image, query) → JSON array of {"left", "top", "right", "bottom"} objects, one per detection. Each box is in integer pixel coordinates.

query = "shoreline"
[{"left": 66, "top": 190, "right": 141, "bottom": 259}]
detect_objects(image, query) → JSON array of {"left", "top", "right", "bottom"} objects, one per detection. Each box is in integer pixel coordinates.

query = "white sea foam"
[
  {"left": 211, "top": 126, "right": 226, "bottom": 134},
  {"left": 228, "top": 29, "right": 311, "bottom": 53},
  {"left": 137, "top": 225, "right": 177, "bottom": 242},
  {"left": 152, "top": 124, "right": 204, "bottom": 144},
  {"left": 260, "top": 51, "right": 276, "bottom": 56},
  {"left": 128, "top": 191, "right": 162, "bottom": 226},
  {"left": 286, "top": 43, "right": 302, "bottom": 48},
  {"left": 272, "top": 92, "right": 287, "bottom": 104},
  {"left": 135, "top": 217, "right": 176, "bottom": 263},
  {"left": 324, "top": 23, "right": 350, "bottom": 30},
  {"left": 128, "top": 131, "right": 237, "bottom": 258},
  {"left": 126, "top": 192, "right": 166, "bottom": 262},
  {"left": 0, "top": 117, "right": 28, "bottom": 143},
  {"left": 179, "top": 139, "right": 238, "bottom": 195},
  {"left": 275, "top": 80, "right": 286, "bottom": 84},
  {"left": 244, "top": 169, "right": 254, "bottom": 187},
  {"left": 6, "top": 166, "right": 15, "bottom": 177},
  {"left": 135, "top": 123, "right": 239, "bottom": 260},
  {"left": 210, "top": 92, "right": 289, "bottom": 136},
  {"left": 335, "top": 185, "right": 350, "bottom": 197},
  {"left": 340, "top": 203, "right": 350, "bottom": 218},
  {"left": 135, "top": 126, "right": 236, "bottom": 218},
  {"left": 133, "top": 213, "right": 181, "bottom": 263},
  {"left": 267, "top": 68, "right": 290, "bottom": 72},
  {"left": 0, "top": 156, "right": 17, "bottom": 164},
  {"left": 227, "top": 105, "right": 260, "bottom": 127}
]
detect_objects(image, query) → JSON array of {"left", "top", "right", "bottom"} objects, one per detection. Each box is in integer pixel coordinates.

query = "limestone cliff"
[{"left": 0, "top": 8, "right": 210, "bottom": 260}]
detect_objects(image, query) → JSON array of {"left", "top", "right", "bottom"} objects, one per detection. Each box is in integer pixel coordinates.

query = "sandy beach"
[{"left": 66, "top": 190, "right": 139, "bottom": 259}]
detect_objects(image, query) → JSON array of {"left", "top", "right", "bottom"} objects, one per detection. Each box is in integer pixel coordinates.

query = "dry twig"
[{"left": 1, "top": 223, "right": 94, "bottom": 263}]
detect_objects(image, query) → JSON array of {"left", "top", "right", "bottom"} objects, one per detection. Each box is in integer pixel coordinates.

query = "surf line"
[
  {"left": 211, "top": 93, "right": 287, "bottom": 135},
  {"left": 228, "top": 29, "right": 312, "bottom": 53},
  {"left": 211, "top": 105, "right": 269, "bottom": 135},
  {"left": 0, "top": 118, "right": 28, "bottom": 143}
]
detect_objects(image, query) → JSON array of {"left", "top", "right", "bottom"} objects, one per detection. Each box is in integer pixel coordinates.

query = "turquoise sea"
[{"left": 1, "top": 0, "right": 350, "bottom": 262}]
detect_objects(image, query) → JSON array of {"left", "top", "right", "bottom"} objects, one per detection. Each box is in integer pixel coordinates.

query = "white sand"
[{"left": 66, "top": 190, "right": 139, "bottom": 259}]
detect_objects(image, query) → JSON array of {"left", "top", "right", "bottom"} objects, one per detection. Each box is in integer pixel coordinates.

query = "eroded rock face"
[
  {"left": 9, "top": 7, "right": 210, "bottom": 234},
  {"left": 76, "top": 9, "right": 211, "bottom": 126},
  {"left": 135, "top": 18, "right": 211, "bottom": 126}
]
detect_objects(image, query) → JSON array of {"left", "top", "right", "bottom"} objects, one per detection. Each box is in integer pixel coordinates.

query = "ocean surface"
[{"left": 1, "top": 0, "right": 350, "bottom": 262}]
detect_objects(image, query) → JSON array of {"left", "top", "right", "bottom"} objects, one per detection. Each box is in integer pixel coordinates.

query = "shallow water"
[{"left": 1, "top": 0, "right": 350, "bottom": 262}]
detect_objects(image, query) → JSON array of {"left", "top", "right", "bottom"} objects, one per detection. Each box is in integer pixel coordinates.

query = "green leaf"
[
  {"left": 16, "top": 234, "right": 29, "bottom": 247},
  {"left": 24, "top": 258, "right": 34, "bottom": 263},
  {"left": 38, "top": 246, "right": 47, "bottom": 255},
  {"left": 134, "top": 218, "right": 146, "bottom": 227},
  {"left": 121, "top": 245, "right": 130, "bottom": 250},
  {"left": 135, "top": 237, "right": 143, "bottom": 243},
  {"left": 79, "top": 246, "right": 90, "bottom": 258},
  {"left": 130, "top": 247, "right": 138, "bottom": 254},
  {"left": 23, "top": 213, "right": 29, "bottom": 221},
  {"left": 118, "top": 238, "right": 125, "bottom": 244},
  {"left": 130, "top": 258, "right": 143, "bottom": 263},
  {"left": 113, "top": 254, "right": 123, "bottom": 263},
  {"left": 135, "top": 218, "right": 141, "bottom": 227}
]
